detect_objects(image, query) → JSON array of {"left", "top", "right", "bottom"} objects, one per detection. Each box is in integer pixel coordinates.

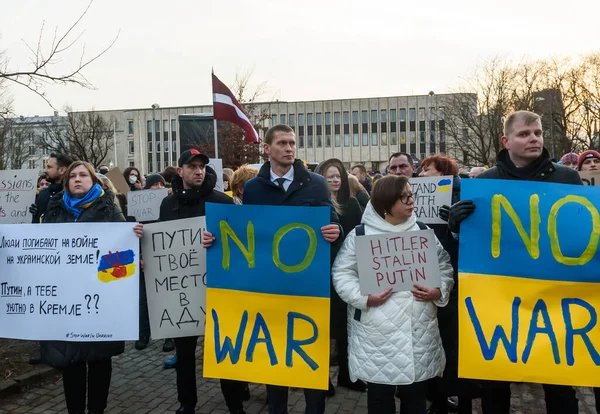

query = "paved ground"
[{"left": 0, "top": 340, "right": 596, "bottom": 413}]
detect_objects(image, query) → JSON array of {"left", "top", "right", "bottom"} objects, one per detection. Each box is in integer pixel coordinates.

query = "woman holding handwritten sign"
[
  {"left": 332, "top": 175, "right": 454, "bottom": 414},
  {"left": 42, "top": 161, "right": 143, "bottom": 414}
]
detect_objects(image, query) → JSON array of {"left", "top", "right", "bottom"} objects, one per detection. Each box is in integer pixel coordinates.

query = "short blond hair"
[
  {"left": 504, "top": 111, "right": 541, "bottom": 136},
  {"left": 231, "top": 165, "right": 259, "bottom": 197}
]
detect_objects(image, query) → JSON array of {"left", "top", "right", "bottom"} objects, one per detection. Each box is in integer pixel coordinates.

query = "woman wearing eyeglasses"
[{"left": 332, "top": 175, "right": 454, "bottom": 414}]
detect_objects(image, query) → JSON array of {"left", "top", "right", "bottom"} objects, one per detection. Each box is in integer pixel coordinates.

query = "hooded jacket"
[
  {"left": 159, "top": 165, "right": 233, "bottom": 222},
  {"left": 332, "top": 203, "right": 454, "bottom": 385},
  {"left": 33, "top": 182, "right": 63, "bottom": 223},
  {"left": 40, "top": 189, "right": 126, "bottom": 368},
  {"left": 479, "top": 148, "right": 582, "bottom": 184}
]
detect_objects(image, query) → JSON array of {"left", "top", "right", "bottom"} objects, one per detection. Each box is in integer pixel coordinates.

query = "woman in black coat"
[
  {"left": 315, "top": 158, "right": 366, "bottom": 395},
  {"left": 42, "top": 161, "right": 140, "bottom": 414}
]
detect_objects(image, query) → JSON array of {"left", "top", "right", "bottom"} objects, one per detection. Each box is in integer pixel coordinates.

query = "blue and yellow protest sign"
[
  {"left": 458, "top": 179, "right": 600, "bottom": 387},
  {"left": 203, "top": 203, "right": 330, "bottom": 390}
]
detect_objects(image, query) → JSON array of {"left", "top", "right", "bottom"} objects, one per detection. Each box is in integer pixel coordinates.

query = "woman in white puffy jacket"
[{"left": 332, "top": 175, "right": 454, "bottom": 414}]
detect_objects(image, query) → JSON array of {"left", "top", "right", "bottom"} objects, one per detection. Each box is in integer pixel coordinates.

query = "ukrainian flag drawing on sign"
[
  {"left": 203, "top": 203, "right": 330, "bottom": 390},
  {"left": 458, "top": 179, "right": 600, "bottom": 387}
]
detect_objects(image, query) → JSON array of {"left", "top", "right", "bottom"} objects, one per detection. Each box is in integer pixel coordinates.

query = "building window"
[
  {"left": 129, "top": 161, "right": 135, "bottom": 167},
  {"left": 164, "top": 140, "right": 169, "bottom": 152},
  {"left": 128, "top": 120, "right": 134, "bottom": 135},
  {"left": 409, "top": 108, "right": 416, "bottom": 132},
  {"left": 400, "top": 109, "right": 406, "bottom": 132},
  {"left": 325, "top": 112, "right": 331, "bottom": 147},
  {"left": 272, "top": 114, "right": 278, "bottom": 125},
  {"left": 334, "top": 112, "right": 341, "bottom": 147},
  {"left": 390, "top": 132, "right": 397, "bottom": 145},
  {"left": 128, "top": 141, "right": 134, "bottom": 154},
  {"left": 298, "top": 113, "right": 305, "bottom": 148},
  {"left": 289, "top": 114, "right": 296, "bottom": 129},
  {"left": 172, "top": 140, "right": 177, "bottom": 153},
  {"left": 371, "top": 110, "right": 378, "bottom": 145},
  {"left": 316, "top": 112, "right": 322, "bottom": 148},
  {"left": 156, "top": 141, "right": 161, "bottom": 152},
  {"left": 390, "top": 109, "right": 397, "bottom": 133},
  {"left": 148, "top": 161, "right": 153, "bottom": 173},
  {"left": 280, "top": 114, "right": 287, "bottom": 125},
  {"left": 307, "top": 113, "right": 313, "bottom": 148},
  {"left": 28, "top": 160, "right": 36, "bottom": 169},
  {"left": 463, "top": 151, "right": 469, "bottom": 165},
  {"left": 362, "top": 110, "right": 368, "bottom": 146},
  {"left": 155, "top": 120, "right": 160, "bottom": 142},
  {"left": 147, "top": 120, "right": 153, "bottom": 153},
  {"left": 163, "top": 120, "right": 169, "bottom": 140},
  {"left": 352, "top": 111, "right": 359, "bottom": 146},
  {"left": 29, "top": 145, "right": 35, "bottom": 156},
  {"left": 171, "top": 120, "right": 177, "bottom": 141},
  {"left": 343, "top": 111, "right": 350, "bottom": 147}
]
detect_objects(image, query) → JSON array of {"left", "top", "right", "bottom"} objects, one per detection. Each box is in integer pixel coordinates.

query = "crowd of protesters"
[{"left": 19, "top": 109, "right": 599, "bottom": 414}]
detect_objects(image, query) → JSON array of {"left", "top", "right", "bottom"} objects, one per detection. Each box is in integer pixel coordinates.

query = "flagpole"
[{"left": 213, "top": 118, "right": 219, "bottom": 158}]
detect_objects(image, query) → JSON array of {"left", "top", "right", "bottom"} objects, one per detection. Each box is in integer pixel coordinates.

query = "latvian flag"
[{"left": 212, "top": 73, "right": 260, "bottom": 143}]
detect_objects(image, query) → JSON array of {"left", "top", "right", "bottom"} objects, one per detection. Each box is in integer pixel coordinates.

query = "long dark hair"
[
  {"left": 123, "top": 167, "right": 142, "bottom": 185},
  {"left": 315, "top": 158, "right": 351, "bottom": 215}
]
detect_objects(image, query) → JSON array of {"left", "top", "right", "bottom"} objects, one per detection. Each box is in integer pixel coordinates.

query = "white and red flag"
[{"left": 212, "top": 73, "right": 260, "bottom": 143}]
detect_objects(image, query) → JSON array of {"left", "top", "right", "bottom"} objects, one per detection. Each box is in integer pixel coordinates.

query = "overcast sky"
[{"left": 2, "top": 0, "right": 599, "bottom": 116}]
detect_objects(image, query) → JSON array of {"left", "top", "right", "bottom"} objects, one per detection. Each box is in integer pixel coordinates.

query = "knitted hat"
[
  {"left": 144, "top": 173, "right": 166, "bottom": 189},
  {"left": 560, "top": 152, "right": 579, "bottom": 165},
  {"left": 577, "top": 150, "right": 600, "bottom": 171}
]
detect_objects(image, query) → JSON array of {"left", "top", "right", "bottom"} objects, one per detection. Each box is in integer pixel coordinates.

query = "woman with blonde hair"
[
  {"left": 230, "top": 165, "right": 259, "bottom": 204},
  {"left": 348, "top": 173, "right": 370, "bottom": 211}
]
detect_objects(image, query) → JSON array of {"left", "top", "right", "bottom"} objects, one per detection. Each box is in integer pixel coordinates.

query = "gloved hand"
[
  {"left": 29, "top": 204, "right": 38, "bottom": 216},
  {"left": 442, "top": 200, "right": 475, "bottom": 233}
]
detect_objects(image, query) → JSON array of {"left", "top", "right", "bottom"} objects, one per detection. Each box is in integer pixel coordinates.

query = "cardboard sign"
[
  {"left": 459, "top": 179, "right": 600, "bottom": 387},
  {"left": 579, "top": 170, "right": 600, "bottom": 186},
  {"left": 0, "top": 169, "right": 38, "bottom": 224},
  {"left": 105, "top": 167, "right": 130, "bottom": 195},
  {"left": 203, "top": 203, "right": 331, "bottom": 390},
  {"left": 141, "top": 217, "right": 207, "bottom": 339},
  {"left": 208, "top": 158, "right": 225, "bottom": 192},
  {"left": 0, "top": 223, "right": 139, "bottom": 341},
  {"left": 408, "top": 176, "right": 454, "bottom": 224},
  {"left": 127, "top": 189, "right": 168, "bottom": 222},
  {"left": 356, "top": 229, "right": 441, "bottom": 295}
]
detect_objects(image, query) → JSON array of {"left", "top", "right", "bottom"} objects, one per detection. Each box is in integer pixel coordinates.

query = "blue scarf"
[{"left": 63, "top": 183, "right": 104, "bottom": 219}]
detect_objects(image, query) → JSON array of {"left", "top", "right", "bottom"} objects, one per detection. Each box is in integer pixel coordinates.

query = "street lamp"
[
  {"left": 428, "top": 91, "right": 435, "bottom": 155},
  {"left": 151, "top": 103, "right": 160, "bottom": 173},
  {"left": 535, "top": 96, "right": 555, "bottom": 158}
]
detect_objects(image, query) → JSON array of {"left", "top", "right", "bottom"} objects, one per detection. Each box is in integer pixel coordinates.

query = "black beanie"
[{"left": 144, "top": 173, "right": 166, "bottom": 189}]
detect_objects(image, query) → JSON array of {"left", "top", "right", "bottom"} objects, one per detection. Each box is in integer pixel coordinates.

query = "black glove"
[
  {"left": 445, "top": 200, "right": 475, "bottom": 233},
  {"left": 29, "top": 204, "right": 38, "bottom": 216},
  {"left": 439, "top": 205, "right": 450, "bottom": 222}
]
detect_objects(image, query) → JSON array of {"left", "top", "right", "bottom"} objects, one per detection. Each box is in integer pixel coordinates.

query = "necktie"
[{"left": 275, "top": 177, "right": 286, "bottom": 191}]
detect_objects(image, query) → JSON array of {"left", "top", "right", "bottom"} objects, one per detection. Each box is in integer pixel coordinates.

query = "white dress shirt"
[{"left": 270, "top": 166, "right": 295, "bottom": 192}]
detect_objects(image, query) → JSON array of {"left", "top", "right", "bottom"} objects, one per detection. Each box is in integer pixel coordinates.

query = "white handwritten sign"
[
  {"left": 127, "top": 189, "right": 168, "bottom": 222},
  {"left": 0, "top": 223, "right": 139, "bottom": 341},
  {"left": 579, "top": 170, "right": 600, "bottom": 186},
  {"left": 0, "top": 169, "right": 38, "bottom": 224},
  {"left": 141, "top": 217, "right": 206, "bottom": 339},
  {"left": 209, "top": 158, "right": 224, "bottom": 192},
  {"left": 409, "top": 176, "right": 454, "bottom": 224},
  {"left": 355, "top": 229, "right": 440, "bottom": 295}
]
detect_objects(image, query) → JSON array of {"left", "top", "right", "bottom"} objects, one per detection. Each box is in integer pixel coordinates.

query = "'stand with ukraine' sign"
[
  {"left": 203, "top": 203, "right": 331, "bottom": 390},
  {"left": 458, "top": 179, "right": 600, "bottom": 387}
]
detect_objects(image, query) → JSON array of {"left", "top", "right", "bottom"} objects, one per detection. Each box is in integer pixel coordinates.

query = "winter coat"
[
  {"left": 159, "top": 166, "right": 233, "bottom": 222},
  {"left": 33, "top": 182, "right": 63, "bottom": 223},
  {"left": 332, "top": 203, "right": 454, "bottom": 385},
  {"left": 40, "top": 189, "right": 126, "bottom": 369},
  {"left": 355, "top": 190, "right": 370, "bottom": 212},
  {"left": 478, "top": 148, "right": 582, "bottom": 184}
]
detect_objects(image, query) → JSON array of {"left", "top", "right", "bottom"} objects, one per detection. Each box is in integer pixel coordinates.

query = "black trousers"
[
  {"left": 266, "top": 384, "right": 326, "bottom": 414},
  {"left": 138, "top": 271, "right": 150, "bottom": 339},
  {"left": 367, "top": 381, "right": 428, "bottom": 414},
  {"left": 481, "top": 381, "right": 578, "bottom": 414},
  {"left": 174, "top": 336, "right": 246, "bottom": 412},
  {"left": 62, "top": 358, "right": 112, "bottom": 414}
]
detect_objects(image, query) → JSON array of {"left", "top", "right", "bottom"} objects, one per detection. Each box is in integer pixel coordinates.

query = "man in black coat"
[
  {"left": 30, "top": 153, "right": 74, "bottom": 223},
  {"left": 243, "top": 124, "right": 342, "bottom": 414},
  {"left": 446, "top": 111, "right": 581, "bottom": 414},
  {"left": 153, "top": 149, "right": 244, "bottom": 414}
]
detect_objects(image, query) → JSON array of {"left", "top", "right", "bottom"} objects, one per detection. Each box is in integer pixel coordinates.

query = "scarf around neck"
[{"left": 63, "top": 183, "right": 104, "bottom": 219}]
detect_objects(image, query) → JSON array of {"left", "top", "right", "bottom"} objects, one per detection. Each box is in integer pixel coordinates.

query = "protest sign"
[
  {"left": 355, "top": 229, "right": 440, "bottom": 295},
  {"left": 141, "top": 217, "right": 206, "bottom": 339},
  {"left": 208, "top": 158, "right": 225, "bottom": 192},
  {"left": 105, "top": 167, "right": 130, "bottom": 195},
  {"left": 458, "top": 179, "right": 600, "bottom": 387},
  {"left": 409, "top": 176, "right": 453, "bottom": 224},
  {"left": 579, "top": 170, "right": 600, "bottom": 186},
  {"left": 127, "top": 188, "right": 168, "bottom": 222},
  {"left": 0, "top": 223, "right": 139, "bottom": 341},
  {"left": 203, "top": 204, "right": 330, "bottom": 390},
  {"left": 0, "top": 169, "right": 38, "bottom": 224}
]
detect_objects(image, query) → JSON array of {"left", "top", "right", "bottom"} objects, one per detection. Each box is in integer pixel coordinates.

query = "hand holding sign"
[
  {"left": 411, "top": 284, "right": 441, "bottom": 302},
  {"left": 367, "top": 288, "right": 393, "bottom": 307}
]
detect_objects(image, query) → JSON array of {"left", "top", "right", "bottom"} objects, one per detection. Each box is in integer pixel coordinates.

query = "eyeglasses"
[{"left": 399, "top": 193, "right": 414, "bottom": 204}]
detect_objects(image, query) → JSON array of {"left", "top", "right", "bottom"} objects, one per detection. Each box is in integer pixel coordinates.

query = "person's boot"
[
  {"left": 242, "top": 383, "right": 250, "bottom": 401},
  {"left": 163, "top": 338, "right": 175, "bottom": 352},
  {"left": 326, "top": 379, "right": 335, "bottom": 397},
  {"left": 135, "top": 336, "right": 149, "bottom": 350}
]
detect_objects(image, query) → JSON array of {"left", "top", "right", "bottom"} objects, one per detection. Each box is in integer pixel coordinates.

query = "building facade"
[{"left": 90, "top": 93, "right": 472, "bottom": 175}]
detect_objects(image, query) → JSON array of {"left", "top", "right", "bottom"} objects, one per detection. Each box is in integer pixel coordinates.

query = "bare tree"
[
  {"left": 0, "top": 1, "right": 118, "bottom": 108},
  {"left": 39, "top": 109, "right": 116, "bottom": 168},
  {"left": 0, "top": 118, "right": 35, "bottom": 170}
]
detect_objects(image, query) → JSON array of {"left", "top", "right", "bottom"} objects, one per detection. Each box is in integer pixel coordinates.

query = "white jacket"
[{"left": 332, "top": 203, "right": 454, "bottom": 385}]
